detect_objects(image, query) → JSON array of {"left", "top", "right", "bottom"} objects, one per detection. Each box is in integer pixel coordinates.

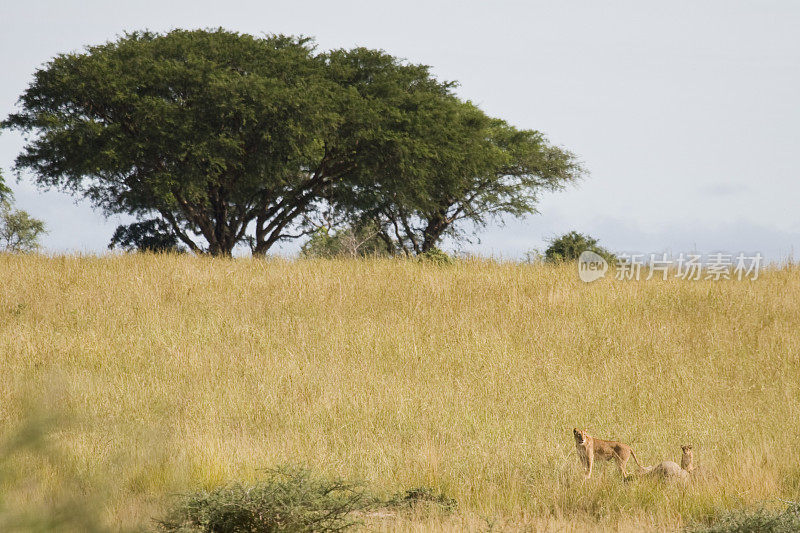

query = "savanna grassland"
[{"left": 1, "top": 254, "right": 799, "bottom": 531}]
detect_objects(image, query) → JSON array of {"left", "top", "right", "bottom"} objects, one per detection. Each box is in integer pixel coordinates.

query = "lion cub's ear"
[{"left": 681, "top": 444, "right": 692, "bottom": 451}]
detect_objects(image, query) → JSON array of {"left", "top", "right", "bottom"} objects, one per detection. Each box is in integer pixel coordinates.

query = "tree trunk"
[{"left": 421, "top": 213, "right": 448, "bottom": 253}]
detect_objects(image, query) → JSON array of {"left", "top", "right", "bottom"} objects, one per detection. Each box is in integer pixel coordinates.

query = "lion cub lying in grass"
[
  {"left": 573, "top": 428, "right": 644, "bottom": 479},
  {"left": 641, "top": 444, "right": 695, "bottom": 481}
]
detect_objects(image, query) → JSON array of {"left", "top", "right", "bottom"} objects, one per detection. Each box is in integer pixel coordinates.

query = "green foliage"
[
  {"left": 331, "top": 99, "right": 585, "bottom": 255},
  {"left": 0, "top": 200, "right": 46, "bottom": 252},
  {"left": 2, "top": 29, "right": 338, "bottom": 256},
  {"left": 157, "top": 467, "right": 366, "bottom": 533},
  {"left": 3, "top": 29, "right": 585, "bottom": 257},
  {"left": 300, "top": 223, "right": 389, "bottom": 258},
  {"left": 1, "top": 30, "right": 457, "bottom": 257},
  {"left": 109, "top": 218, "right": 185, "bottom": 253},
  {"left": 418, "top": 247, "right": 455, "bottom": 265},
  {"left": 0, "top": 169, "right": 11, "bottom": 201},
  {"left": 300, "top": 228, "right": 341, "bottom": 259},
  {"left": 156, "top": 470, "right": 459, "bottom": 533},
  {"left": 686, "top": 503, "right": 800, "bottom": 533},
  {"left": 544, "top": 231, "right": 613, "bottom": 263}
]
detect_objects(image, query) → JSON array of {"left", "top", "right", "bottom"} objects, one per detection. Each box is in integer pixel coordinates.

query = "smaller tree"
[
  {"left": 300, "top": 222, "right": 390, "bottom": 259},
  {"left": 544, "top": 231, "right": 613, "bottom": 263},
  {"left": 0, "top": 200, "right": 46, "bottom": 252},
  {"left": 109, "top": 218, "right": 185, "bottom": 253}
]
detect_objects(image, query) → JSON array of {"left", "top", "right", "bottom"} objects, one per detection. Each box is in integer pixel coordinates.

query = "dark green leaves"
[{"left": 3, "top": 29, "right": 585, "bottom": 256}]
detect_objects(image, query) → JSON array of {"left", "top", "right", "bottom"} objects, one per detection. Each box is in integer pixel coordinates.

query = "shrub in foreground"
[
  {"left": 157, "top": 467, "right": 365, "bottom": 533},
  {"left": 156, "top": 466, "right": 460, "bottom": 533},
  {"left": 687, "top": 502, "right": 800, "bottom": 533}
]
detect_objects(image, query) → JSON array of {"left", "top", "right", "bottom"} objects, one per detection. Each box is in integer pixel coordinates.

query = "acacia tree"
[
  {"left": 4, "top": 31, "right": 470, "bottom": 256},
  {"left": 3, "top": 29, "right": 349, "bottom": 256},
  {"left": 328, "top": 101, "right": 584, "bottom": 255},
  {"left": 312, "top": 48, "right": 478, "bottom": 255},
  {"left": 4, "top": 29, "right": 585, "bottom": 256}
]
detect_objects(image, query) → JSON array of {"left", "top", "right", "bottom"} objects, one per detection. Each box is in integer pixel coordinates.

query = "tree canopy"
[
  {"left": 334, "top": 104, "right": 584, "bottom": 254},
  {"left": 3, "top": 29, "right": 585, "bottom": 256}
]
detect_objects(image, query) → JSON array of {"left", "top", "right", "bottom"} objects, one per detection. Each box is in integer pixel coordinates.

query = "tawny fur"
[
  {"left": 641, "top": 445, "right": 695, "bottom": 481},
  {"left": 681, "top": 444, "right": 694, "bottom": 472},
  {"left": 573, "top": 428, "right": 644, "bottom": 479},
  {"left": 641, "top": 460, "right": 689, "bottom": 480}
]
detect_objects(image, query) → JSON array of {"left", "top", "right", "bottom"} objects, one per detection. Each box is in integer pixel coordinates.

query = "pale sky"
[{"left": 1, "top": 1, "right": 798, "bottom": 259}]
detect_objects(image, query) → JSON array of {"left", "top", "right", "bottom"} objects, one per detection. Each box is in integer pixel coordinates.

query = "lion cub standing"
[{"left": 573, "top": 428, "right": 644, "bottom": 479}]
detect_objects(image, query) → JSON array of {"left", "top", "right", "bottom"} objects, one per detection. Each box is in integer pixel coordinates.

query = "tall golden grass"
[{"left": 0, "top": 254, "right": 798, "bottom": 531}]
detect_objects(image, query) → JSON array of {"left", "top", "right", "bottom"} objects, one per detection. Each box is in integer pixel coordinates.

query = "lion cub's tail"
[{"left": 630, "top": 450, "right": 645, "bottom": 472}]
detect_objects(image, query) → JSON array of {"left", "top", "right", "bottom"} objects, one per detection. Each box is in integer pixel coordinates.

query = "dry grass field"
[{"left": 1, "top": 254, "right": 798, "bottom": 531}]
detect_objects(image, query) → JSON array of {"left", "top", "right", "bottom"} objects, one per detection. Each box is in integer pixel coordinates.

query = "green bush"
[
  {"left": 686, "top": 502, "right": 800, "bottom": 533},
  {"left": 157, "top": 467, "right": 366, "bottom": 533},
  {"left": 156, "top": 467, "right": 459, "bottom": 533},
  {"left": 544, "top": 231, "right": 614, "bottom": 263},
  {"left": 418, "top": 247, "right": 454, "bottom": 265}
]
